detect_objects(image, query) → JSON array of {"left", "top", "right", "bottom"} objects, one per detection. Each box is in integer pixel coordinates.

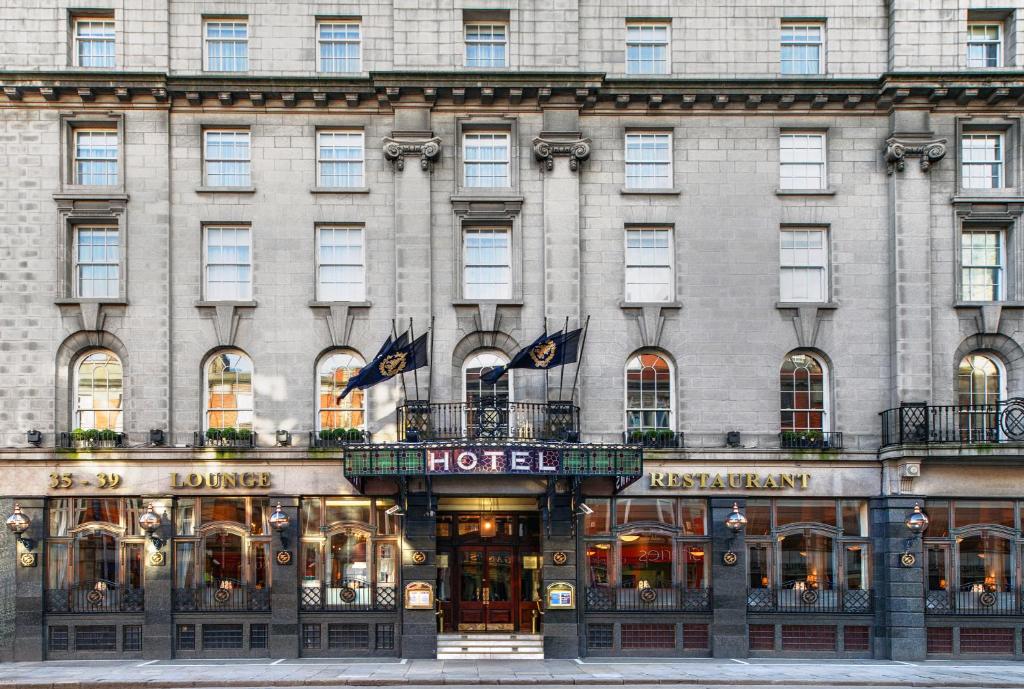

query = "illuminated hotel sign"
[
  {"left": 427, "top": 447, "right": 560, "bottom": 474},
  {"left": 648, "top": 472, "right": 810, "bottom": 490}
]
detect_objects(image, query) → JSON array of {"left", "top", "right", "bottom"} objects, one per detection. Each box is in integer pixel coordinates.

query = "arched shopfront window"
[
  {"left": 173, "top": 497, "right": 270, "bottom": 610},
  {"left": 625, "top": 351, "right": 673, "bottom": 434},
  {"left": 582, "top": 498, "right": 709, "bottom": 608},
  {"left": 74, "top": 350, "right": 123, "bottom": 431},
  {"left": 745, "top": 499, "right": 870, "bottom": 613},
  {"left": 463, "top": 350, "right": 512, "bottom": 405},
  {"left": 956, "top": 353, "right": 1005, "bottom": 441},
  {"left": 45, "top": 498, "right": 145, "bottom": 612},
  {"left": 298, "top": 498, "right": 398, "bottom": 610},
  {"left": 780, "top": 351, "right": 829, "bottom": 433},
  {"left": 317, "top": 350, "right": 366, "bottom": 431},
  {"left": 924, "top": 500, "right": 1020, "bottom": 613},
  {"left": 204, "top": 350, "right": 254, "bottom": 431}
]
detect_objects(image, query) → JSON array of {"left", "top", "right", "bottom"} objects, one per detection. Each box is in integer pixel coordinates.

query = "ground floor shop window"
[
  {"left": 583, "top": 498, "right": 709, "bottom": 611},
  {"left": 44, "top": 498, "right": 146, "bottom": 613},
  {"left": 745, "top": 498, "right": 870, "bottom": 613},
  {"left": 172, "top": 497, "right": 271, "bottom": 611},
  {"left": 924, "top": 499, "right": 1023, "bottom": 614},
  {"left": 298, "top": 497, "right": 398, "bottom": 611}
]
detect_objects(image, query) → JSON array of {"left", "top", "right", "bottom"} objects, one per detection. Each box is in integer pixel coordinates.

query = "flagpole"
[
  {"left": 427, "top": 316, "right": 435, "bottom": 404},
  {"left": 556, "top": 315, "right": 570, "bottom": 400},
  {"left": 570, "top": 315, "right": 591, "bottom": 405},
  {"left": 391, "top": 319, "right": 407, "bottom": 401},
  {"left": 543, "top": 317, "right": 549, "bottom": 403},
  {"left": 409, "top": 317, "right": 420, "bottom": 401}
]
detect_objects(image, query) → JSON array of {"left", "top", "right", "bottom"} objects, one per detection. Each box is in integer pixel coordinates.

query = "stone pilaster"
[
  {"left": 269, "top": 497, "right": 299, "bottom": 658},
  {"left": 13, "top": 498, "right": 44, "bottom": 661},
  {"left": 543, "top": 492, "right": 579, "bottom": 658},
  {"left": 385, "top": 107, "right": 440, "bottom": 328},
  {"left": 710, "top": 498, "right": 747, "bottom": 658},
  {"left": 141, "top": 496, "right": 173, "bottom": 659},
  {"left": 871, "top": 496, "right": 926, "bottom": 661},
  {"left": 885, "top": 111, "right": 947, "bottom": 405},
  {"left": 400, "top": 493, "right": 437, "bottom": 658}
]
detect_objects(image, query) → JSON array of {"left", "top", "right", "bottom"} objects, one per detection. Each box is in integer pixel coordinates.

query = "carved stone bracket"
[
  {"left": 194, "top": 303, "right": 255, "bottom": 347},
  {"left": 383, "top": 136, "right": 442, "bottom": 172},
  {"left": 532, "top": 136, "right": 592, "bottom": 172},
  {"left": 620, "top": 303, "right": 681, "bottom": 348},
  {"left": 884, "top": 137, "right": 947, "bottom": 175}
]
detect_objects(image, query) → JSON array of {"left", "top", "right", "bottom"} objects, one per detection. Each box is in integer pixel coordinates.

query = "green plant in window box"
[
  {"left": 84, "top": 429, "right": 99, "bottom": 443},
  {"left": 205, "top": 427, "right": 222, "bottom": 443},
  {"left": 98, "top": 429, "right": 118, "bottom": 445},
  {"left": 222, "top": 427, "right": 238, "bottom": 441},
  {"left": 71, "top": 428, "right": 86, "bottom": 441},
  {"left": 347, "top": 428, "right": 363, "bottom": 442},
  {"left": 627, "top": 430, "right": 644, "bottom": 445},
  {"left": 656, "top": 429, "right": 676, "bottom": 447},
  {"left": 237, "top": 428, "right": 252, "bottom": 443},
  {"left": 643, "top": 429, "right": 660, "bottom": 447},
  {"left": 319, "top": 428, "right": 332, "bottom": 441},
  {"left": 331, "top": 427, "right": 346, "bottom": 442}
]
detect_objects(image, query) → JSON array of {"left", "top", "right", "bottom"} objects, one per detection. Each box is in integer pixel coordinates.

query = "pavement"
[
  {"left": 3, "top": 657, "right": 1024, "bottom": 688},
  {"left": 6, "top": 655, "right": 1024, "bottom": 687}
]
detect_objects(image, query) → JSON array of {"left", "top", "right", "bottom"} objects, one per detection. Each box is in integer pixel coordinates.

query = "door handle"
[{"left": 482, "top": 586, "right": 490, "bottom": 604}]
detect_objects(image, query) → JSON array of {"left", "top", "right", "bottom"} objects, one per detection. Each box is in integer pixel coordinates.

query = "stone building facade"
[{"left": 3, "top": 0, "right": 1024, "bottom": 662}]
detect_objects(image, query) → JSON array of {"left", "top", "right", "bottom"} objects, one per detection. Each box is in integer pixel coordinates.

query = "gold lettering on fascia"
[
  {"left": 170, "top": 472, "right": 272, "bottom": 489},
  {"left": 648, "top": 472, "right": 810, "bottom": 490}
]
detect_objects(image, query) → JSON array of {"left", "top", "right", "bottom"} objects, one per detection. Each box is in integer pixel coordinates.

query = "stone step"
[
  {"left": 438, "top": 633, "right": 542, "bottom": 641},
  {"left": 437, "top": 643, "right": 545, "bottom": 652},
  {"left": 436, "top": 652, "right": 546, "bottom": 660}
]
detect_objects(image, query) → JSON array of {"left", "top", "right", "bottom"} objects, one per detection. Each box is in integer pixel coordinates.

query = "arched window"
[
  {"left": 317, "top": 350, "right": 366, "bottom": 430},
  {"left": 625, "top": 352, "right": 673, "bottom": 433},
  {"left": 780, "top": 351, "right": 828, "bottom": 433},
  {"left": 74, "top": 350, "right": 123, "bottom": 431},
  {"left": 204, "top": 350, "right": 253, "bottom": 431},
  {"left": 957, "top": 353, "right": 1004, "bottom": 441},
  {"left": 463, "top": 350, "right": 512, "bottom": 405},
  {"left": 958, "top": 353, "right": 1004, "bottom": 406}
]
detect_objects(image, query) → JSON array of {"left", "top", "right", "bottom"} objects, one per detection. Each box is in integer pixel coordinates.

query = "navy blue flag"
[
  {"left": 337, "top": 331, "right": 409, "bottom": 400},
  {"left": 480, "top": 328, "right": 582, "bottom": 384}
]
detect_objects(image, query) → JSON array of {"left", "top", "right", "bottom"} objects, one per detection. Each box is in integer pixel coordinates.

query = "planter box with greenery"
[
  {"left": 624, "top": 428, "right": 682, "bottom": 449},
  {"left": 62, "top": 428, "right": 125, "bottom": 449},
  {"left": 779, "top": 430, "right": 841, "bottom": 450},
  {"left": 312, "top": 428, "right": 368, "bottom": 448},
  {"left": 199, "top": 427, "right": 255, "bottom": 448}
]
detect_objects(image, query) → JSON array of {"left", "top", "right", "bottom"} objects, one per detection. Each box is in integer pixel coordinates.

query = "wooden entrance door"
[{"left": 456, "top": 546, "right": 517, "bottom": 631}]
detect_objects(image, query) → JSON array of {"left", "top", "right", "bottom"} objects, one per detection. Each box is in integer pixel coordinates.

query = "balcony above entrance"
[{"left": 397, "top": 399, "right": 580, "bottom": 443}]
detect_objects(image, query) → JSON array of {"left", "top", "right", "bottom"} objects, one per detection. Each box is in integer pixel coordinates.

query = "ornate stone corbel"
[
  {"left": 884, "top": 137, "right": 947, "bottom": 175},
  {"left": 532, "top": 136, "right": 592, "bottom": 172},
  {"left": 382, "top": 136, "right": 442, "bottom": 172}
]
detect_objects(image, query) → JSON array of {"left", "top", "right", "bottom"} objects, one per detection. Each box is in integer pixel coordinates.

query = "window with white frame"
[
  {"left": 463, "top": 228, "right": 511, "bottom": 300},
  {"left": 967, "top": 22, "right": 1002, "bottom": 68},
  {"left": 961, "top": 133, "right": 1004, "bottom": 189},
  {"left": 317, "top": 350, "right": 366, "bottom": 431},
  {"left": 73, "top": 129, "right": 118, "bottom": 185},
  {"left": 464, "top": 23, "right": 507, "bottom": 67},
  {"left": 318, "top": 21, "right": 361, "bottom": 72},
  {"left": 317, "top": 226, "right": 365, "bottom": 302},
  {"left": 73, "top": 16, "right": 115, "bottom": 68},
  {"left": 779, "top": 133, "right": 826, "bottom": 190},
  {"left": 204, "top": 226, "right": 252, "bottom": 301},
  {"left": 626, "top": 23, "right": 670, "bottom": 75},
  {"left": 74, "top": 226, "right": 119, "bottom": 298},
  {"left": 624, "top": 132, "right": 672, "bottom": 189},
  {"left": 781, "top": 23, "right": 824, "bottom": 75},
  {"left": 961, "top": 229, "right": 1005, "bottom": 302},
  {"left": 780, "top": 228, "right": 828, "bottom": 303},
  {"left": 317, "top": 131, "right": 364, "bottom": 188},
  {"left": 204, "top": 350, "right": 254, "bottom": 431},
  {"left": 204, "top": 20, "right": 248, "bottom": 72},
  {"left": 625, "top": 352, "right": 673, "bottom": 433},
  {"left": 463, "top": 133, "right": 511, "bottom": 188},
  {"left": 204, "top": 130, "right": 251, "bottom": 187},
  {"left": 625, "top": 227, "right": 673, "bottom": 302},
  {"left": 75, "top": 350, "right": 123, "bottom": 431},
  {"left": 780, "top": 351, "right": 829, "bottom": 433}
]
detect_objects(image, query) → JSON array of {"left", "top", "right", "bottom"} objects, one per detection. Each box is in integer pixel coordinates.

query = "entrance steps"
[{"left": 436, "top": 633, "right": 544, "bottom": 660}]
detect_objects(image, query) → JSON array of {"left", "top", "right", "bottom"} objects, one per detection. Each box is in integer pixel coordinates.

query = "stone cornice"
[{"left": 4, "top": 70, "right": 1024, "bottom": 111}]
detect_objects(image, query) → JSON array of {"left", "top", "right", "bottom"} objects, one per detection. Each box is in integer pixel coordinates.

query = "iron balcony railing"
[
  {"left": 747, "top": 587, "right": 872, "bottom": 613},
  {"left": 309, "top": 430, "right": 370, "bottom": 448},
  {"left": 881, "top": 399, "right": 1024, "bottom": 447},
  {"left": 398, "top": 399, "right": 580, "bottom": 443},
  {"left": 926, "top": 589, "right": 1024, "bottom": 615},
  {"left": 44, "top": 583, "right": 144, "bottom": 613},
  {"left": 584, "top": 586, "right": 711, "bottom": 612},
  {"left": 778, "top": 431, "right": 843, "bottom": 450},
  {"left": 299, "top": 581, "right": 398, "bottom": 612},
  {"left": 622, "top": 430, "right": 684, "bottom": 449},
  {"left": 193, "top": 430, "right": 257, "bottom": 448},
  {"left": 57, "top": 432, "right": 126, "bottom": 450},
  {"left": 173, "top": 585, "right": 270, "bottom": 612}
]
